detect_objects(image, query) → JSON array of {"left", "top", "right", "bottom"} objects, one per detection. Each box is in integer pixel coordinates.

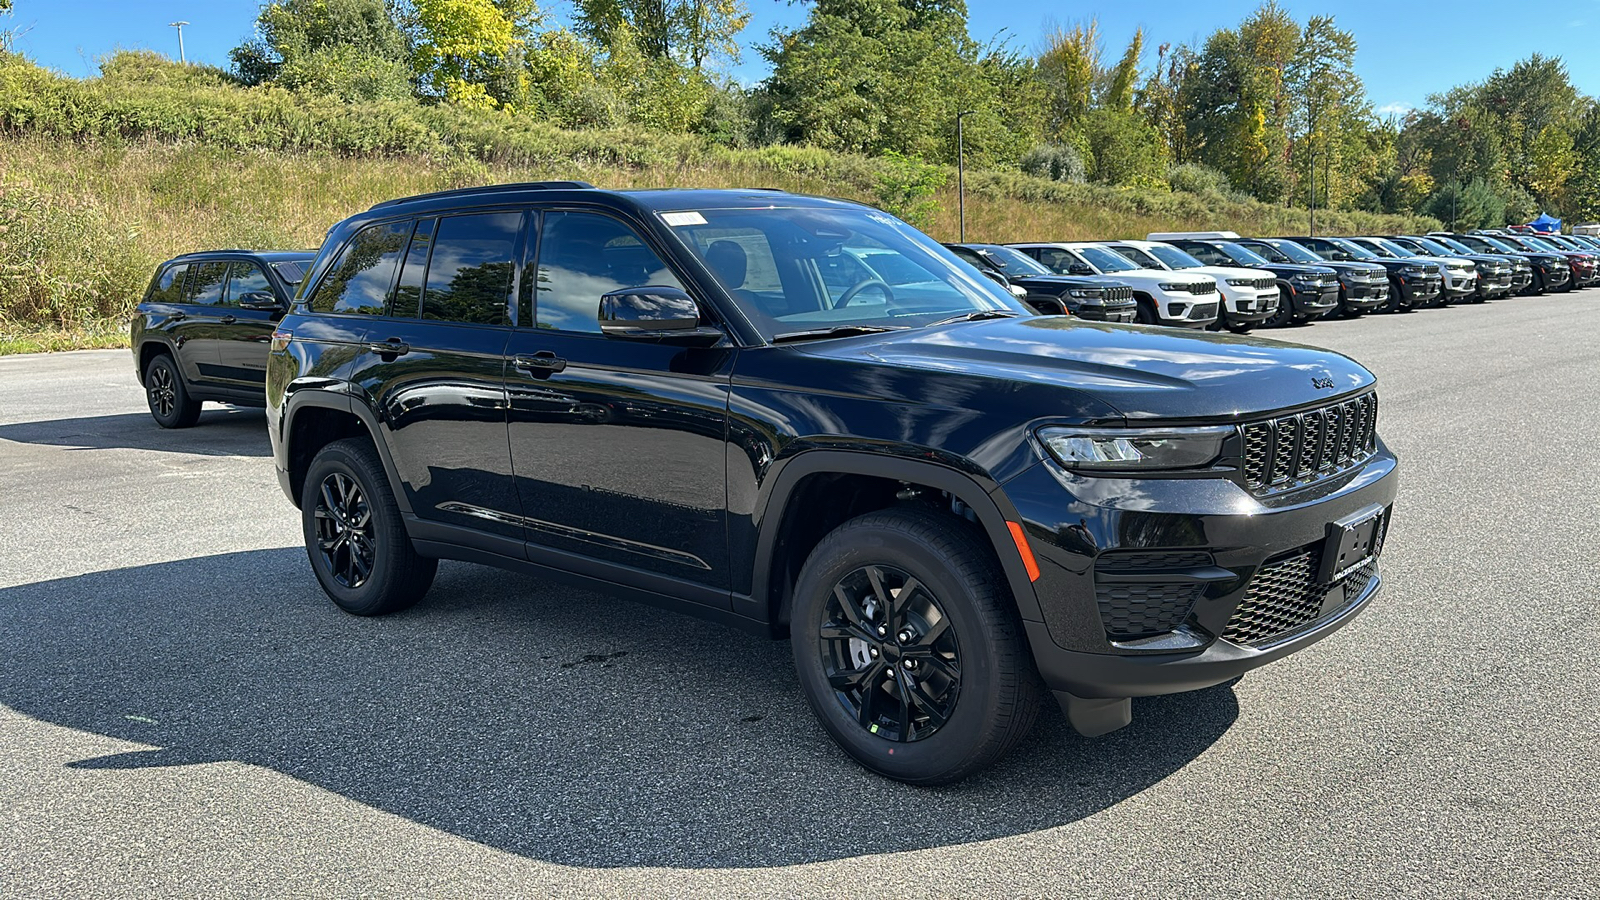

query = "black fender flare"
[
  {"left": 747, "top": 450, "right": 1043, "bottom": 626},
  {"left": 134, "top": 336, "right": 178, "bottom": 378},
  {"left": 280, "top": 386, "right": 413, "bottom": 516}
]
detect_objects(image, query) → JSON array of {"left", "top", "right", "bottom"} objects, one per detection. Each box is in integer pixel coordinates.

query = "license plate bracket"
[{"left": 1319, "top": 505, "right": 1385, "bottom": 583}]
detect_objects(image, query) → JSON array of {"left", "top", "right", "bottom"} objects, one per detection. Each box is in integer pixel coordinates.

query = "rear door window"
[
  {"left": 186, "top": 262, "right": 229, "bottom": 306},
  {"left": 421, "top": 212, "right": 520, "bottom": 326},
  {"left": 308, "top": 222, "right": 409, "bottom": 316}
]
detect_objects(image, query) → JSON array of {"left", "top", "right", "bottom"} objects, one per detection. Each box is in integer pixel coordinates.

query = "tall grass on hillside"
[{"left": 0, "top": 134, "right": 1439, "bottom": 348}]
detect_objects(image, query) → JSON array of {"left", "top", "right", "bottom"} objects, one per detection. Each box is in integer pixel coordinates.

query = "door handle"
[
  {"left": 367, "top": 338, "right": 411, "bottom": 357},
  {"left": 514, "top": 352, "right": 567, "bottom": 375},
  {"left": 219, "top": 315, "right": 237, "bottom": 325}
]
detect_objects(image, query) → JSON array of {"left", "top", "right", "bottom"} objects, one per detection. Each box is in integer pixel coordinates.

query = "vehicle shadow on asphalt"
[
  {"left": 0, "top": 549, "right": 1238, "bottom": 869},
  {"left": 0, "top": 409, "right": 270, "bottom": 457}
]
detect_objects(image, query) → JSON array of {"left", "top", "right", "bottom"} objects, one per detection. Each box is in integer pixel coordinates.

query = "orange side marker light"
[{"left": 1006, "top": 521, "right": 1041, "bottom": 582}]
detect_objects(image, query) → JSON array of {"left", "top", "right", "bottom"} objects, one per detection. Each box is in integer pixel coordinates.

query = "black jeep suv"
[
  {"left": 131, "top": 250, "right": 315, "bottom": 427},
  {"left": 267, "top": 184, "right": 1399, "bottom": 785},
  {"left": 944, "top": 243, "right": 1138, "bottom": 321}
]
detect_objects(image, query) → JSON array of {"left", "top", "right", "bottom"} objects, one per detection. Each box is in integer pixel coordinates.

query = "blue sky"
[{"left": 6, "top": 1, "right": 1596, "bottom": 116}]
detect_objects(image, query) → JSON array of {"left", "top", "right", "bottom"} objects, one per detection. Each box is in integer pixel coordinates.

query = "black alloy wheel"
[
  {"left": 301, "top": 438, "right": 437, "bottom": 616},
  {"left": 143, "top": 353, "right": 201, "bottom": 428},
  {"left": 314, "top": 472, "right": 374, "bottom": 589},
  {"left": 790, "top": 508, "right": 1042, "bottom": 784},
  {"left": 818, "top": 563, "right": 962, "bottom": 743}
]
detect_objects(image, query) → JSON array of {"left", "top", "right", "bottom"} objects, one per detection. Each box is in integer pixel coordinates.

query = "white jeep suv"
[
  {"left": 1008, "top": 242, "right": 1220, "bottom": 328},
  {"left": 1096, "top": 239, "right": 1277, "bottom": 334}
]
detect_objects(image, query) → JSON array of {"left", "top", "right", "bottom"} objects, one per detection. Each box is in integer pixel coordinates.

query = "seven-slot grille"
[
  {"left": 1103, "top": 285, "right": 1135, "bottom": 303},
  {"left": 1241, "top": 393, "right": 1378, "bottom": 496},
  {"left": 1175, "top": 281, "right": 1218, "bottom": 295},
  {"left": 1251, "top": 276, "right": 1275, "bottom": 289}
]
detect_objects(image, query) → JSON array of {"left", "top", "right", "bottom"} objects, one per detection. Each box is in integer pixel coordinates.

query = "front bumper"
[
  {"left": 1442, "top": 274, "right": 1479, "bottom": 302},
  {"left": 1394, "top": 274, "right": 1442, "bottom": 305},
  {"left": 1288, "top": 283, "right": 1339, "bottom": 317},
  {"left": 1218, "top": 287, "right": 1277, "bottom": 324},
  {"left": 1002, "top": 442, "right": 1399, "bottom": 703},
  {"left": 1074, "top": 303, "right": 1139, "bottom": 323},
  {"left": 1153, "top": 290, "right": 1221, "bottom": 328},
  {"left": 1340, "top": 280, "right": 1389, "bottom": 310}
]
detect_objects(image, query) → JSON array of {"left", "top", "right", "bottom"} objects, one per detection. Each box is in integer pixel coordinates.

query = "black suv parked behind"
[
  {"left": 1289, "top": 236, "right": 1440, "bottom": 311},
  {"left": 1148, "top": 232, "right": 1340, "bottom": 326},
  {"left": 1242, "top": 238, "right": 1389, "bottom": 318},
  {"left": 267, "top": 184, "right": 1399, "bottom": 784},
  {"left": 130, "top": 250, "right": 315, "bottom": 427},
  {"left": 944, "top": 243, "right": 1137, "bottom": 321}
]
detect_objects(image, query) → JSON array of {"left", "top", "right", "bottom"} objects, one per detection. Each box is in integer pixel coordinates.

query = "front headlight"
[
  {"left": 1225, "top": 277, "right": 1255, "bottom": 287},
  {"left": 1067, "top": 289, "right": 1103, "bottom": 300},
  {"left": 1037, "top": 425, "right": 1233, "bottom": 471},
  {"left": 1402, "top": 265, "right": 1428, "bottom": 275},
  {"left": 1157, "top": 282, "right": 1190, "bottom": 292}
]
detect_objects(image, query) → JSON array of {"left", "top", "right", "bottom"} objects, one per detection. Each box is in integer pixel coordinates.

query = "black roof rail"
[{"left": 368, "top": 180, "right": 595, "bottom": 211}]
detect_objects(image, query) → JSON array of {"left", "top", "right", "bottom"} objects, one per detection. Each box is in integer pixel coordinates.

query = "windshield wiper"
[
  {"left": 930, "top": 310, "right": 1021, "bottom": 327},
  {"left": 771, "top": 325, "right": 905, "bottom": 344}
]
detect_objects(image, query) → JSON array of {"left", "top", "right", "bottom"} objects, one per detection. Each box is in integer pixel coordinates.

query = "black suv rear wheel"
[
  {"left": 790, "top": 508, "right": 1042, "bottom": 785},
  {"left": 143, "top": 353, "right": 201, "bottom": 429},
  {"left": 302, "top": 438, "right": 437, "bottom": 616}
]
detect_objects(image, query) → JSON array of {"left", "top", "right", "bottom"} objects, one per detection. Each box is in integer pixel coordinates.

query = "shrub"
[
  {"left": 1020, "top": 144, "right": 1087, "bottom": 183},
  {"left": 873, "top": 151, "right": 947, "bottom": 230},
  {"left": 1168, "top": 163, "right": 1232, "bottom": 196}
]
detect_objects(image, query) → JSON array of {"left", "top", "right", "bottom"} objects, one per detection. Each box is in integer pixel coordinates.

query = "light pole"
[
  {"left": 169, "top": 21, "right": 189, "bottom": 64},
  {"left": 957, "top": 110, "right": 974, "bottom": 242}
]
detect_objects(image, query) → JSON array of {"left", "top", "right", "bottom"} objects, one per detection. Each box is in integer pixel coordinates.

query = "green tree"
[
  {"left": 408, "top": 0, "right": 537, "bottom": 109},
  {"left": 230, "top": 0, "right": 412, "bottom": 100},
  {"left": 574, "top": 0, "right": 750, "bottom": 68}
]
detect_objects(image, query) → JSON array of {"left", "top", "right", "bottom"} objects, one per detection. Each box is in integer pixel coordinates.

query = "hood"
[
  {"left": 797, "top": 316, "right": 1375, "bottom": 422},
  {"left": 1320, "top": 261, "right": 1388, "bottom": 276},
  {"left": 1190, "top": 265, "right": 1275, "bottom": 281},
  {"left": 1259, "top": 262, "right": 1337, "bottom": 277},
  {"left": 1110, "top": 268, "right": 1214, "bottom": 286},
  {"left": 1008, "top": 274, "right": 1111, "bottom": 291}
]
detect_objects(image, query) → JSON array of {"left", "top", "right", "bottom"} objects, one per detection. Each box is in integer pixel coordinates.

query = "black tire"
[
  {"left": 1528, "top": 271, "right": 1546, "bottom": 296},
  {"left": 143, "top": 352, "right": 201, "bottom": 429},
  {"left": 790, "top": 508, "right": 1043, "bottom": 785},
  {"left": 1132, "top": 295, "right": 1159, "bottom": 325},
  {"left": 301, "top": 437, "right": 437, "bottom": 616},
  {"left": 1263, "top": 287, "right": 1295, "bottom": 328},
  {"left": 1226, "top": 323, "right": 1255, "bottom": 334},
  {"left": 1339, "top": 290, "right": 1366, "bottom": 319}
]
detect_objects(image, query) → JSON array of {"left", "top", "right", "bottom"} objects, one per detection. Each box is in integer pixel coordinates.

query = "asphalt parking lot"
[{"left": 3, "top": 298, "right": 1598, "bottom": 898}]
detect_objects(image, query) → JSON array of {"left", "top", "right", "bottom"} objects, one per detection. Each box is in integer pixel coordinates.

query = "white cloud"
[{"left": 1376, "top": 103, "right": 1412, "bottom": 118}]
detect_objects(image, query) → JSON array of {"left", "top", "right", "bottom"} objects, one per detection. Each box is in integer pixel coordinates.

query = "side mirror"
[
  {"left": 599, "top": 286, "right": 723, "bottom": 347},
  {"left": 238, "top": 291, "right": 284, "bottom": 311},
  {"left": 1068, "top": 263, "right": 1094, "bottom": 276},
  {"left": 980, "top": 269, "right": 1011, "bottom": 288}
]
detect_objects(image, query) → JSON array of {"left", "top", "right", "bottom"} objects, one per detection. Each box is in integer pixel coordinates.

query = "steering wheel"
[{"left": 837, "top": 278, "right": 895, "bottom": 307}]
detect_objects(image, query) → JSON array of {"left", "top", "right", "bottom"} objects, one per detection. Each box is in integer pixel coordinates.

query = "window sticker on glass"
[{"left": 662, "top": 211, "right": 708, "bottom": 226}]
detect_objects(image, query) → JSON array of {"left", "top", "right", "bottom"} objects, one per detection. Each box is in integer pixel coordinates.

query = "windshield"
[
  {"left": 1369, "top": 238, "right": 1417, "bottom": 258},
  {"left": 1217, "top": 242, "right": 1272, "bottom": 267},
  {"left": 1110, "top": 245, "right": 1165, "bottom": 269},
  {"left": 1265, "top": 240, "right": 1324, "bottom": 264},
  {"left": 1148, "top": 244, "right": 1205, "bottom": 270},
  {"left": 1430, "top": 236, "right": 1473, "bottom": 254},
  {"left": 1327, "top": 238, "right": 1379, "bottom": 260},
  {"left": 1076, "top": 245, "right": 1140, "bottom": 272},
  {"left": 1476, "top": 235, "right": 1519, "bottom": 253},
  {"left": 271, "top": 258, "right": 315, "bottom": 285},
  {"left": 1410, "top": 237, "right": 1457, "bottom": 256},
  {"left": 664, "top": 206, "right": 1027, "bottom": 339},
  {"left": 1520, "top": 236, "right": 1561, "bottom": 252},
  {"left": 980, "top": 245, "right": 1054, "bottom": 276}
]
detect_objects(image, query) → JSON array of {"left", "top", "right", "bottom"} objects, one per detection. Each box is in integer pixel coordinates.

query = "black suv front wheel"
[
  {"left": 143, "top": 353, "right": 201, "bottom": 429},
  {"left": 791, "top": 508, "right": 1042, "bottom": 785},
  {"left": 302, "top": 438, "right": 437, "bottom": 616}
]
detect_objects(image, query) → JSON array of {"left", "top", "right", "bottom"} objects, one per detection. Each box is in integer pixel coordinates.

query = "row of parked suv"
[
  {"left": 128, "top": 185, "right": 1409, "bottom": 785},
  {"left": 940, "top": 229, "right": 1599, "bottom": 335}
]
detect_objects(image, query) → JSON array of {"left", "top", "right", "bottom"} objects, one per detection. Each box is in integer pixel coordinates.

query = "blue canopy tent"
[{"left": 1528, "top": 212, "right": 1562, "bottom": 233}]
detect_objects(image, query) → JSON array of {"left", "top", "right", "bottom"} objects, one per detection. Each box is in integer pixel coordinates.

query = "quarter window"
[
  {"left": 150, "top": 263, "right": 189, "bottom": 304},
  {"left": 535, "top": 211, "right": 682, "bottom": 333},
  {"left": 187, "top": 262, "right": 229, "bottom": 306},
  {"left": 308, "top": 222, "right": 409, "bottom": 316},
  {"left": 421, "top": 212, "right": 519, "bottom": 326}
]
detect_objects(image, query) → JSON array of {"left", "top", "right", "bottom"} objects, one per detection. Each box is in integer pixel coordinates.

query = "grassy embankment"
[{"left": 0, "top": 52, "right": 1439, "bottom": 353}]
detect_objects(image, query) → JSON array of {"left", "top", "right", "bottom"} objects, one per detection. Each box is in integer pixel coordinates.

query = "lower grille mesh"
[
  {"left": 1221, "top": 515, "right": 1389, "bottom": 647},
  {"left": 1096, "top": 582, "right": 1204, "bottom": 639}
]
